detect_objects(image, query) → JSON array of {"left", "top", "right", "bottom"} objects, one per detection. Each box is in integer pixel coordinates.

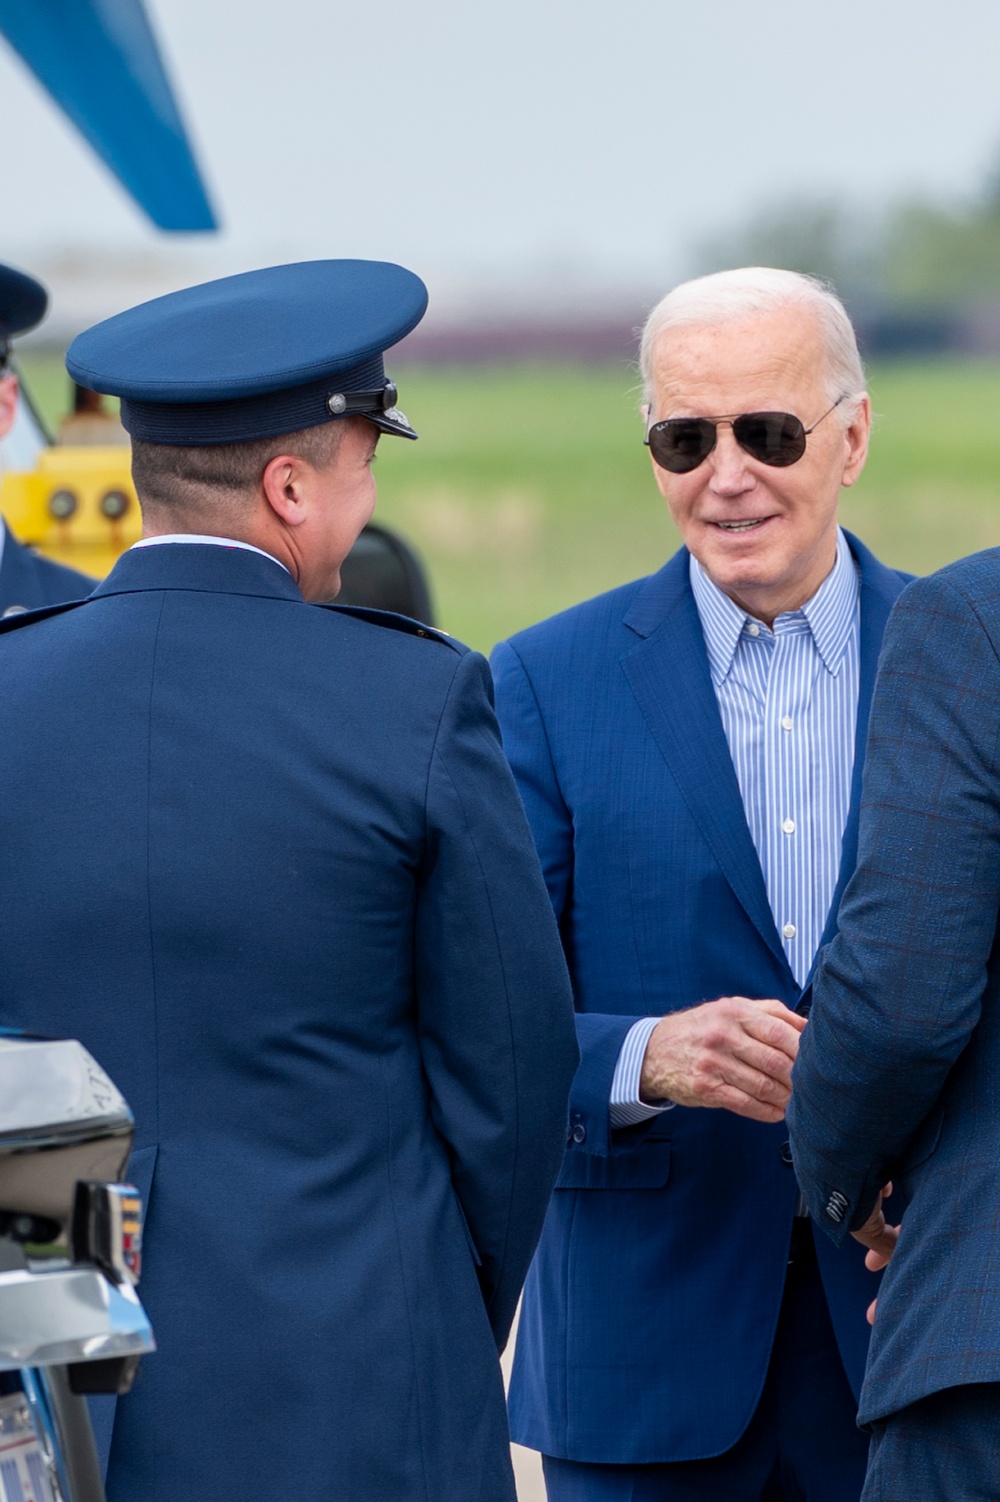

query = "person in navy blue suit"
[
  {"left": 0, "top": 262, "right": 95, "bottom": 613},
  {"left": 491, "top": 268, "right": 912, "bottom": 1502},
  {"left": 0, "top": 260, "right": 578, "bottom": 1502},
  {"left": 789, "top": 550, "right": 1000, "bottom": 1499}
]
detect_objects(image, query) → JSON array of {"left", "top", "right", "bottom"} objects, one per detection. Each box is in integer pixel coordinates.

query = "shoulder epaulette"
[
  {"left": 315, "top": 602, "right": 465, "bottom": 653},
  {"left": 0, "top": 599, "right": 89, "bottom": 637}
]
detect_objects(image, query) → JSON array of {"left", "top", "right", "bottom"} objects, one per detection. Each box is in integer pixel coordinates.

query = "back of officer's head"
[
  {"left": 130, "top": 424, "right": 344, "bottom": 530},
  {"left": 66, "top": 259, "right": 427, "bottom": 543}
]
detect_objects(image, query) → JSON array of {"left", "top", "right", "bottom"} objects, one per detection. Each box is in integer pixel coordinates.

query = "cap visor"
[{"left": 365, "top": 410, "right": 419, "bottom": 440}]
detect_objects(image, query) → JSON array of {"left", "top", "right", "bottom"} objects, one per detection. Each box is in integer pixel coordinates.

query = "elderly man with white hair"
[{"left": 491, "top": 267, "right": 909, "bottom": 1501}]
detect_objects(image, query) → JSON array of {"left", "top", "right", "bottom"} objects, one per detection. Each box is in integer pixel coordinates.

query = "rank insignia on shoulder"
[
  {"left": 0, "top": 599, "right": 87, "bottom": 634},
  {"left": 318, "top": 602, "right": 464, "bottom": 651}
]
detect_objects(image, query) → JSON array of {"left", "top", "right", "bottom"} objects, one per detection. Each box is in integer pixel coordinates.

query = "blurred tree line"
[{"left": 697, "top": 153, "right": 1000, "bottom": 353}]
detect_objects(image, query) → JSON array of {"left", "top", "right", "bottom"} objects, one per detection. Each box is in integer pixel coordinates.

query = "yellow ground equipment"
[{"left": 2, "top": 444, "right": 140, "bottom": 578}]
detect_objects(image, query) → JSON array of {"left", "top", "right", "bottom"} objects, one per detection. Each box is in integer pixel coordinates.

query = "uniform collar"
[
  {"left": 690, "top": 527, "right": 859, "bottom": 686},
  {"left": 131, "top": 534, "right": 290, "bottom": 574},
  {"left": 93, "top": 535, "right": 304, "bottom": 603}
]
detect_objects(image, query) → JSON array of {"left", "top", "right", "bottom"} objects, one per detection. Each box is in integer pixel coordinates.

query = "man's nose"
[{"left": 708, "top": 425, "right": 755, "bottom": 495}]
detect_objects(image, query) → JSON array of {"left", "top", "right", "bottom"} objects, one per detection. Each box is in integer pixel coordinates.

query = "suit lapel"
[
  {"left": 812, "top": 532, "right": 909, "bottom": 964},
  {"left": 621, "top": 551, "right": 792, "bottom": 977}
]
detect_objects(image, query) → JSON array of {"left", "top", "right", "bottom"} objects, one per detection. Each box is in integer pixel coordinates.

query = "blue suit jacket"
[
  {"left": 0, "top": 523, "right": 95, "bottom": 613},
  {"left": 0, "top": 543, "right": 578, "bottom": 1502},
  {"left": 789, "top": 548, "right": 1000, "bottom": 1426},
  {"left": 491, "top": 531, "right": 909, "bottom": 1463}
]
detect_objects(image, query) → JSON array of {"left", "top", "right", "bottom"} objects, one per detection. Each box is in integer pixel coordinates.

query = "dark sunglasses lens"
[
  {"left": 648, "top": 418, "right": 716, "bottom": 473},
  {"left": 733, "top": 412, "right": 806, "bottom": 467}
]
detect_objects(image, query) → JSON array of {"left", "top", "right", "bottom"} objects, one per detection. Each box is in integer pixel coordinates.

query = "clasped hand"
[
  {"left": 851, "top": 1185, "right": 899, "bottom": 1325},
  {"left": 639, "top": 996, "right": 807, "bottom": 1125}
]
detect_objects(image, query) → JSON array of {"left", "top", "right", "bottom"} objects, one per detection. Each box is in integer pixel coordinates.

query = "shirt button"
[
  {"left": 747, "top": 623, "right": 760, "bottom": 637},
  {"left": 783, "top": 923, "right": 797, "bottom": 939},
  {"left": 571, "top": 1122, "right": 586, "bottom": 1144},
  {"left": 782, "top": 818, "right": 796, "bottom": 835},
  {"left": 781, "top": 716, "right": 793, "bottom": 731}
]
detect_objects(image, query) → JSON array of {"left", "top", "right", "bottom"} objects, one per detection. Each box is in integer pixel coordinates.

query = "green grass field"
[{"left": 19, "top": 353, "right": 1000, "bottom": 652}]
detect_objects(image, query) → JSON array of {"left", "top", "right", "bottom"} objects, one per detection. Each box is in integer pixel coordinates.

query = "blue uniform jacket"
[
  {"left": 0, "top": 523, "right": 94, "bottom": 612},
  {"left": 490, "top": 531, "right": 908, "bottom": 1464},
  {"left": 789, "top": 548, "right": 1000, "bottom": 1426},
  {"left": 0, "top": 543, "right": 578, "bottom": 1502}
]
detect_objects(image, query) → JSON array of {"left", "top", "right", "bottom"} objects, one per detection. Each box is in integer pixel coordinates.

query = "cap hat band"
[{"left": 121, "top": 354, "right": 388, "bottom": 446}]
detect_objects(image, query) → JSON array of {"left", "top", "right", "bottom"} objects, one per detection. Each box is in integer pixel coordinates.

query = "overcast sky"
[{"left": 4, "top": 0, "right": 1000, "bottom": 322}]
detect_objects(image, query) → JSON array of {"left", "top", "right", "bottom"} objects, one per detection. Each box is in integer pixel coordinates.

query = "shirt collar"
[
  {"left": 690, "top": 527, "right": 859, "bottom": 686},
  {"left": 131, "top": 534, "right": 290, "bottom": 575},
  {"left": 799, "top": 529, "right": 859, "bottom": 676}
]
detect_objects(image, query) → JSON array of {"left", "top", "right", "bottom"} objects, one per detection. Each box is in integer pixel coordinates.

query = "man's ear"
[
  {"left": 840, "top": 394, "right": 872, "bottom": 489},
  {"left": 0, "top": 374, "right": 19, "bottom": 441},
  {"left": 261, "top": 453, "right": 314, "bottom": 527}
]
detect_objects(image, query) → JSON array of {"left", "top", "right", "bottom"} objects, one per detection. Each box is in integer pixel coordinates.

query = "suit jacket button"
[
  {"left": 571, "top": 1122, "right": 586, "bottom": 1145},
  {"left": 780, "top": 1141, "right": 793, "bottom": 1166},
  {"left": 825, "top": 1191, "right": 848, "bottom": 1224}
]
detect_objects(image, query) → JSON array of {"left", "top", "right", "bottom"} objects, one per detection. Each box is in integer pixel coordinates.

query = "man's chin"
[{"left": 698, "top": 547, "right": 780, "bottom": 599}]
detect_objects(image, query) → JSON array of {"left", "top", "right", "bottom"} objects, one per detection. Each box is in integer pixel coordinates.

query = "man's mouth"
[{"left": 713, "top": 517, "right": 771, "bottom": 532}]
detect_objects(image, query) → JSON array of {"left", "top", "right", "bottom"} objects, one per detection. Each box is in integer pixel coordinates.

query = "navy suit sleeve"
[
  {"left": 789, "top": 573, "right": 1000, "bottom": 1243},
  {"left": 415, "top": 649, "right": 579, "bottom": 1349},
  {"left": 491, "top": 640, "right": 646, "bottom": 1158}
]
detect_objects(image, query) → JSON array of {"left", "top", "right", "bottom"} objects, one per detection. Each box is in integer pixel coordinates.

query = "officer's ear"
[{"left": 261, "top": 452, "right": 319, "bottom": 529}]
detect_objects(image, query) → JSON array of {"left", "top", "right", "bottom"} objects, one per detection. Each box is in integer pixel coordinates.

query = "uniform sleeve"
[
  {"left": 489, "top": 639, "right": 574, "bottom": 919},
  {"left": 789, "top": 574, "right": 1000, "bottom": 1242},
  {"left": 491, "top": 639, "right": 662, "bottom": 1155},
  {"left": 415, "top": 649, "right": 579, "bottom": 1349}
]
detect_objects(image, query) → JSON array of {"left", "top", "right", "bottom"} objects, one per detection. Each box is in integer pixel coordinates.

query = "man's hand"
[
  {"left": 850, "top": 1184, "right": 899, "bottom": 1325},
  {"left": 639, "top": 997, "right": 806, "bottom": 1124}
]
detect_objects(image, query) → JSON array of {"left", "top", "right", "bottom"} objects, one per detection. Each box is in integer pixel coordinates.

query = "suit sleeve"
[
  {"left": 491, "top": 640, "right": 649, "bottom": 1157},
  {"left": 415, "top": 648, "right": 579, "bottom": 1349},
  {"left": 788, "top": 573, "right": 1000, "bottom": 1243}
]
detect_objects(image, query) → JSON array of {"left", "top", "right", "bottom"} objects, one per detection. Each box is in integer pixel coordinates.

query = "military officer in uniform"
[
  {"left": 0, "top": 262, "right": 95, "bottom": 612},
  {"left": 0, "top": 259, "right": 579, "bottom": 1502}
]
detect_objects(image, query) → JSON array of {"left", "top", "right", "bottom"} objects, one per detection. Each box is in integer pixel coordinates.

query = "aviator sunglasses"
[{"left": 644, "top": 394, "right": 847, "bottom": 474}]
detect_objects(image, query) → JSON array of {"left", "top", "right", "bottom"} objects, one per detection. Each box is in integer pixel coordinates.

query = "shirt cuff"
[{"left": 609, "top": 1017, "right": 676, "bottom": 1127}]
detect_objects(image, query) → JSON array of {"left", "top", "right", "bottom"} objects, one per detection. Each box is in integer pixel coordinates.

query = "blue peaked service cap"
[
  {"left": 0, "top": 263, "right": 48, "bottom": 358},
  {"left": 66, "top": 260, "right": 428, "bottom": 446}
]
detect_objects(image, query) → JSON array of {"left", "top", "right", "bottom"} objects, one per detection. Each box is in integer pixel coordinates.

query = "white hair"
[{"left": 638, "top": 266, "right": 866, "bottom": 418}]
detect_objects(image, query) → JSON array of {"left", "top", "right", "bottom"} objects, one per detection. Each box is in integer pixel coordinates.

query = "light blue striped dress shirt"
[{"left": 610, "top": 528, "right": 861, "bottom": 1125}]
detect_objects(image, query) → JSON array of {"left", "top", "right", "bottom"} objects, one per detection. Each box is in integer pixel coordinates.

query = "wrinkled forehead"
[{"left": 648, "top": 307, "right": 830, "bottom": 417}]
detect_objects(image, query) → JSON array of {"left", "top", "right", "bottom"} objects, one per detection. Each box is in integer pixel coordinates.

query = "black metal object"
[
  {"left": 335, "top": 523, "right": 435, "bottom": 626},
  {"left": 44, "top": 1365, "right": 106, "bottom": 1502},
  {"left": 68, "top": 1355, "right": 139, "bottom": 1396}
]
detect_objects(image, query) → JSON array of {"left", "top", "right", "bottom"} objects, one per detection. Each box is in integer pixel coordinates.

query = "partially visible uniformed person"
[
  {"left": 0, "top": 262, "right": 96, "bottom": 613},
  {"left": 0, "top": 260, "right": 578, "bottom": 1502}
]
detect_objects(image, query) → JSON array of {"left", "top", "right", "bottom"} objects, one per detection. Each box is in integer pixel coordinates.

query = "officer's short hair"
[{"left": 131, "top": 422, "right": 344, "bottom": 521}]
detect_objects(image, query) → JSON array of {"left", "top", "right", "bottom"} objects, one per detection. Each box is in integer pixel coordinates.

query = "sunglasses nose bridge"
[
  {"left": 708, "top": 417, "right": 747, "bottom": 468},
  {"left": 708, "top": 419, "right": 756, "bottom": 482}
]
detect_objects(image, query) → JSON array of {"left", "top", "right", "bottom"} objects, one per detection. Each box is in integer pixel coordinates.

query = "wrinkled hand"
[
  {"left": 851, "top": 1184, "right": 899, "bottom": 1325},
  {"left": 639, "top": 997, "right": 807, "bottom": 1124}
]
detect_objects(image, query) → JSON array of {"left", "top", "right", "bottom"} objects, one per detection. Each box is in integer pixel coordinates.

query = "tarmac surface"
[
  {"left": 502, "top": 1306, "right": 545, "bottom": 1502},
  {"left": 511, "top": 1440, "right": 545, "bottom": 1502}
]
